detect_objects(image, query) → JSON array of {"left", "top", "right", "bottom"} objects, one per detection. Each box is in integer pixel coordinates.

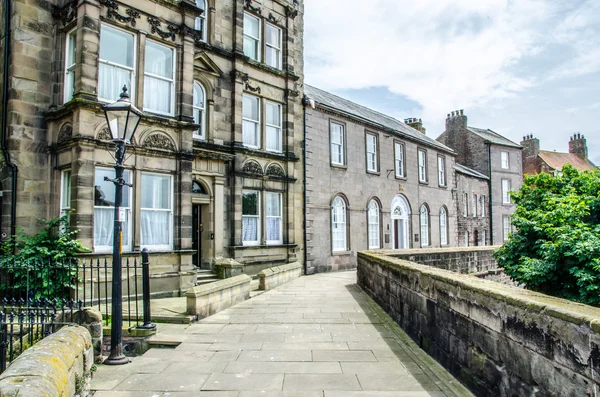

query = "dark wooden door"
[{"left": 192, "top": 205, "right": 202, "bottom": 267}]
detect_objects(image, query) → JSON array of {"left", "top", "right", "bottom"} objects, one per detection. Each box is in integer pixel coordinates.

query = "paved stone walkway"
[{"left": 91, "top": 271, "right": 472, "bottom": 396}]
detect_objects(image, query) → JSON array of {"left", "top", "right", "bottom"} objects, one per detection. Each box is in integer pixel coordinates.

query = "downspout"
[
  {"left": 487, "top": 143, "right": 493, "bottom": 245},
  {"left": 301, "top": 94, "right": 309, "bottom": 275},
  {"left": 1, "top": 0, "right": 17, "bottom": 245}
]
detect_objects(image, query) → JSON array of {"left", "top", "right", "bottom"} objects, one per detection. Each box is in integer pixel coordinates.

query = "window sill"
[
  {"left": 395, "top": 175, "right": 407, "bottom": 181},
  {"left": 438, "top": 184, "right": 447, "bottom": 189},
  {"left": 418, "top": 181, "right": 429, "bottom": 185},
  {"left": 331, "top": 163, "right": 348, "bottom": 170},
  {"left": 366, "top": 170, "right": 380, "bottom": 176},
  {"left": 332, "top": 250, "right": 352, "bottom": 256},
  {"left": 231, "top": 243, "right": 298, "bottom": 250}
]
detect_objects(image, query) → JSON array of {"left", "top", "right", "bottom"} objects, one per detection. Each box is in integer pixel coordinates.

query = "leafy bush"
[
  {"left": 0, "top": 213, "right": 90, "bottom": 300},
  {"left": 494, "top": 165, "right": 600, "bottom": 306}
]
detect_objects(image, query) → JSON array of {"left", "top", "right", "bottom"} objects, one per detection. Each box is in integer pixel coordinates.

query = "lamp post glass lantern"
[{"left": 102, "top": 85, "right": 143, "bottom": 365}]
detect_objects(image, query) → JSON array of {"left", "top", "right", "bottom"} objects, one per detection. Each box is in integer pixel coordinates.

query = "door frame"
[{"left": 390, "top": 194, "right": 411, "bottom": 249}]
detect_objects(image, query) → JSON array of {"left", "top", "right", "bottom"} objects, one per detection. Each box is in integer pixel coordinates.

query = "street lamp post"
[{"left": 102, "top": 86, "right": 143, "bottom": 365}]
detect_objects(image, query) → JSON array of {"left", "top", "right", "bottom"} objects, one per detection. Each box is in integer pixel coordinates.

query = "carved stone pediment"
[
  {"left": 242, "top": 160, "right": 263, "bottom": 176},
  {"left": 266, "top": 164, "right": 285, "bottom": 178},
  {"left": 143, "top": 133, "right": 176, "bottom": 151},
  {"left": 57, "top": 124, "right": 73, "bottom": 143}
]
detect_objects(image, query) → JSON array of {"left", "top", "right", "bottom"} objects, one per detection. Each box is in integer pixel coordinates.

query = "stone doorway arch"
[{"left": 391, "top": 194, "right": 411, "bottom": 249}]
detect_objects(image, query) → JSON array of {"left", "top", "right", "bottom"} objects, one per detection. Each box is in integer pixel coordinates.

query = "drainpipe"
[
  {"left": 1, "top": 0, "right": 18, "bottom": 246},
  {"left": 301, "top": 94, "right": 309, "bottom": 275},
  {"left": 487, "top": 143, "right": 493, "bottom": 245}
]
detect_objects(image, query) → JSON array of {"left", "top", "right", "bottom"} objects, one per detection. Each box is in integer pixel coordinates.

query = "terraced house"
[{"left": 0, "top": 0, "right": 305, "bottom": 293}]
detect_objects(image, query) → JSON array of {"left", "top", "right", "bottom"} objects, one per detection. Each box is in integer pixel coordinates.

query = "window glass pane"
[
  {"left": 266, "top": 193, "right": 281, "bottom": 217},
  {"left": 193, "top": 82, "right": 205, "bottom": 107},
  {"left": 243, "top": 37, "right": 258, "bottom": 60},
  {"left": 100, "top": 25, "right": 134, "bottom": 67},
  {"left": 145, "top": 41, "right": 173, "bottom": 77},
  {"left": 141, "top": 211, "right": 170, "bottom": 245},
  {"left": 61, "top": 171, "right": 71, "bottom": 208},
  {"left": 67, "top": 31, "right": 76, "bottom": 67},
  {"left": 144, "top": 76, "right": 172, "bottom": 113},
  {"left": 243, "top": 191, "right": 259, "bottom": 215},
  {"left": 141, "top": 174, "right": 171, "bottom": 209},
  {"left": 95, "top": 168, "right": 131, "bottom": 207},
  {"left": 266, "top": 102, "right": 281, "bottom": 126},
  {"left": 244, "top": 14, "right": 260, "bottom": 37},
  {"left": 266, "top": 24, "right": 280, "bottom": 47},
  {"left": 196, "top": 0, "right": 205, "bottom": 9},
  {"left": 243, "top": 95, "right": 259, "bottom": 120},
  {"left": 99, "top": 63, "right": 132, "bottom": 102}
]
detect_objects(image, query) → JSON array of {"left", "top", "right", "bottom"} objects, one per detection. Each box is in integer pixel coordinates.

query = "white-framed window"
[
  {"left": 463, "top": 193, "right": 468, "bottom": 217},
  {"left": 141, "top": 173, "right": 173, "bottom": 250},
  {"left": 420, "top": 205, "right": 429, "bottom": 247},
  {"left": 503, "top": 216, "right": 511, "bottom": 241},
  {"left": 98, "top": 24, "right": 135, "bottom": 103},
  {"left": 394, "top": 142, "right": 405, "bottom": 178},
  {"left": 439, "top": 207, "right": 448, "bottom": 246},
  {"left": 60, "top": 170, "right": 71, "bottom": 218},
  {"left": 64, "top": 30, "right": 76, "bottom": 103},
  {"left": 501, "top": 151, "right": 509, "bottom": 169},
  {"left": 194, "top": 0, "right": 207, "bottom": 42},
  {"left": 266, "top": 192, "right": 282, "bottom": 244},
  {"left": 464, "top": 231, "right": 469, "bottom": 247},
  {"left": 502, "top": 179, "right": 511, "bottom": 204},
  {"left": 144, "top": 40, "right": 175, "bottom": 116},
  {"left": 266, "top": 101, "right": 282, "bottom": 152},
  {"left": 481, "top": 230, "right": 487, "bottom": 246},
  {"left": 472, "top": 194, "right": 477, "bottom": 218},
  {"left": 242, "top": 94, "right": 260, "bottom": 148},
  {"left": 265, "top": 23, "right": 282, "bottom": 70},
  {"left": 94, "top": 167, "right": 132, "bottom": 252},
  {"left": 480, "top": 195, "right": 486, "bottom": 217},
  {"left": 330, "top": 122, "right": 345, "bottom": 165},
  {"left": 331, "top": 196, "right": 347, "bottom": 252},
  {"left": 193, "top": 81, "right": 206, "bottom": 139},
  {"left": 367, "top": 200, "right": 380, "bottom": 249},
  {"left": 418, "top": 150, "right": 427, "bottom": 183},
  {"left": 243, "top": 13, "right": 261, "bottom": 61},
  {"left": 366, "top": 133, "right": 378, "bottom": 172},
  {"left": 438, "top": 156, "right": 446, "bottom": 186},
  {"left": 242, "top": 190, "right": 260, "bottom": 245}
]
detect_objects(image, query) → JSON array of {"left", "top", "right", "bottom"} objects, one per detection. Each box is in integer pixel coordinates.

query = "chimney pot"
[{"left": 460, "top": 109, "right": 464, "bottom": 116}]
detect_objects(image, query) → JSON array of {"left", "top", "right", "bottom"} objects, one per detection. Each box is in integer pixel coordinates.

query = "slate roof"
[
  {"left": 467, "top": 127, "right": 521, "bottom": 148},
  {"left": 455, "top": 163, "right": 489, "bottom": 180},
  {"left": 304, "top": 85, "right": 454, "bottom": 153},
  {"left": 538, "top": 150, "right": 596, "bottom": 172}
]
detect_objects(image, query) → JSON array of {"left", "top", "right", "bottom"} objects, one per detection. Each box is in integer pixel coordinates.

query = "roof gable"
[{"left": 467, "top": 127, "right": 521, "bottom": 148}]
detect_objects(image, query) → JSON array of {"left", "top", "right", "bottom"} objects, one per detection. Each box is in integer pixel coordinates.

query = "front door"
[
  {"left": 192, "top": 204, "right": 202, "bottom": 267},
  {"left": 394, "top": 218, "right": 408, "bottom": 249}
]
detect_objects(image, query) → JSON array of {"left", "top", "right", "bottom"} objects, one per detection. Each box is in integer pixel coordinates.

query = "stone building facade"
[
  {"left": 437, "top": 111, "right": 523, "bottom": 244},
  {"left": 0, "top": 0, "right": 305, "bottom": 293},
  {"left": 521, "top": 133, "right": 596, "bottom": 176},
  {"left": 303, "top": 85, "right": 460, "bottom": 274},
  {"left": 454, "top": 164, "right": 490, "bottom": 247}
]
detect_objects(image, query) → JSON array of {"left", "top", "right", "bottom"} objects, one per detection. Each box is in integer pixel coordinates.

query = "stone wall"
[
  {"left": 357, "top": 251, "right": 600, "bottom": 397},
  {"left": 0, "top": 326, "right": 93, "bottom": 397},
  {"left": 258, "top": 261, "right": 302, "bottom": 291},
  {"left": 388, "top": 246, "right": 499, "bottom": 274}
]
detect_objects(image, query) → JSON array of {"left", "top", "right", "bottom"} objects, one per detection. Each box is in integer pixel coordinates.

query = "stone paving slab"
[{"left": 91, "top": 271, "right": 472, "bottom": 397}]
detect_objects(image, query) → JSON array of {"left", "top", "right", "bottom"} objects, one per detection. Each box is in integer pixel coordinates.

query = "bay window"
[
  {"left": 64, "top": 30, "right": 76, "bottom": 103},
  {"left": 94, "top": 167, "right": 132, "bottom": 252},
  {"left": 141, "top": 173, "right": 173, "bottom": 250},
  {"left": 266, "top": 192, "right": 282, "bottom": 244},
  {"left": 266, "top": 23, "right": 282, "bottom": 70},
  {"left": 193, "top": 81, "right": 206, "bottom": 139},
  {"left": 98, "top": 24, "right": 135, "bottom": 102},
  {"left": 144, "top": 40, "right": 175, "bottom": 115},
  {"left": 266, "top": 101, "right": 282, "bottom": 152},
  {"left": 243, "top": 13, "right": 261, "bottom": 61},
  {"left": 243, "top": 94, "right": 260, "bottom": 148},
  {"left": 242, "top": 190, "right": 260, "bottom": 245}
]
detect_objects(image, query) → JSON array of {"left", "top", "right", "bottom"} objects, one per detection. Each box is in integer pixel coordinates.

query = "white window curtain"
[
  {"left": 144, "top": 41, "right": 174, "bottom": 115},
  {"left": 195, "top": 0, "right": 207, "bottom": 41},
  {"left": 440, "top": 207, "right": 447, "bottom": 245},
  {"left": 266, "top": 101, "right": 282, "bottom": 152},
  {"left": 438, "top": 157, "right": 445, "bottom": 186},
  {"left": 266, "top": 192, "right": 282, "bottom": 243},
  {"left": 94, "top": 168, "right": 131, "bottom": 252},
  {"left": 368, "top": 200, "right": 380, "bottom": 249},
  {"left": 193, "top": 81, "right": 206, "bottom": 139},
  {"left": 141, "top": 173, "right": 172, "bottom": 249},
  {"left": 418, "top": 150, "right": 427, "bottom": 182},
  {"left": 332, "top": 196, "right": 347, "bottom": 251},
  {"left": 502, "top": 179, "right": 511, "bottom": 203},
  {"left": 366, "top": 134, "right": 377, "bottom": 171},
  {"left": 243, "top": 13, "right": 260, "bottom": 61},
  {"left": 64, "top": 30, "right": 76, "bottom": 103},
  {"left": 242, "top": 191, "right": 260, "bottom": 244},
  {"left": 266, "top": 23, "right": 282, "bottom": 69},
  {"left": 420, "top": 205, "right": 429, "bottom": 247},
  {"left": 98, "top": 24, "right": 135, "bottom": 102},
  {"left": 243, "top": 95, "right": 260, "bottom": 147},
  {"left": 395, "top": 142, "right": 404, "bottom": 177},
  {"left": 331, "top": 123, "right": 344, "bottom": 165}
]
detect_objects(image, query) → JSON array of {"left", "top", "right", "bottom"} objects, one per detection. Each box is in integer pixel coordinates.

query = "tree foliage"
[{"left": 495, "top": 165, "right": 600, "bottom": 306}]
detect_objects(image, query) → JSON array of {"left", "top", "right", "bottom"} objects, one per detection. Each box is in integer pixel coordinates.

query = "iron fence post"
[
  {"left": 137, "top": 249, "right": 155, "bottom": 330},
  {"left": 0, "top": 317, "right": 6, "bottom": 373}
]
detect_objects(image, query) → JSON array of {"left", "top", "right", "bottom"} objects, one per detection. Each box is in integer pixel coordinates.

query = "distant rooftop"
[
  {"left": 467, "top": 127, "right": 521, "bottom": 148},
  {"left": 304, "top": 85, "right": 454, "bottom": 153},
  {"left": 455, "top": 163, "right": 489, "bottom": 180},
  {"left": 537, "top": 150, "right": 596, "bottom": 173}
]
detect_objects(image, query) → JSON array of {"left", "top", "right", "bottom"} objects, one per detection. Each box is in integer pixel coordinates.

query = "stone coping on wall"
[
  {"left": 359, "top": 251, "right": 600, "bottom": 331},
  {"left": 0, "top": 326, "right": 93, "bottom": 397},
  {"left": 379, "top": 246, "right": 502, "bottom": 256},
  {"left": 185, "top": 274, "right": 252, "bottom": 317},
  {"left": 258, "top": 262, "right": 302, "bottom": 291}
]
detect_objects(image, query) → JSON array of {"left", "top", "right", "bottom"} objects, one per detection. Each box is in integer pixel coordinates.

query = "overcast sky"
[{"left": 304, "top": 0, "right": 600, "bottom": 164}]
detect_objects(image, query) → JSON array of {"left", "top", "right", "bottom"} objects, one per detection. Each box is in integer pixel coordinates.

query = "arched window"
[
  {"left": 193, "top": 81, "right": 206, "bottom": 139},
  {"left": 331, "top": 196, "right": 348, "bottom": 252},
  {"left": 195, "top": 0, "right": 207, "bottom": 42},
  {"left": 192, "top": 181, "right": 208, "bottom": 194},
  {"left": 367, "top": 199, "right": 380, "bottom": 249},
  {"left": 439, "top": 207, "right": 448, "bottom": 246},
  {"left": 420, "top": 204, "right": 430, "bottom": 247}
]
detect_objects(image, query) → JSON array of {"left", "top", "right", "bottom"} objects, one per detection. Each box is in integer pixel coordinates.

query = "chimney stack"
[
  {"left": 445, "top": 108, "right": 467, "bottom": 131},
  {"left": 405, "top": 117, "right": 426, "bottom": 134},
  {"left": 569, "top": 133, "right": 588, "bottom": 159},
  {"left": 520, "top": 134, "right": 540, "bottom": 160}
]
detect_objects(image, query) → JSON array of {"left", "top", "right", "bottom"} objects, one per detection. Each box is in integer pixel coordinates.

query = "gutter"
[
  {"left": 301, "top": 94, "right": 309, "bottom": 275},
  {"left": 1, "top": 0, "right": 17, "bottom": 245},
  {"left": 487, "top": 143, "right": 493, "bottom": 245}
]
